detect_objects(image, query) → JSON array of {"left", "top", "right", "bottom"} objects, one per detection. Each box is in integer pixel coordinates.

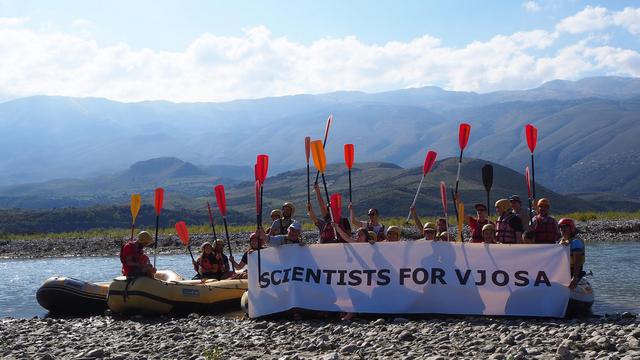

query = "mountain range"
[{"left": 0, "top": 76, "right": 639, "bottom": 201}]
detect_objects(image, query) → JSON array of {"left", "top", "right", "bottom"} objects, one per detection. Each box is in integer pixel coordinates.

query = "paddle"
[
  {"left": 214, "top": 185, "right": 235, "bottom": 271},
  {"left": 440, "top": 181, "right": 449, "bottom": 241},
  {"left": 205, "top": 200, "right": 218, "bottom": 241},
  {"left": 406, "top": 150, "right": 437, "bottom": 223},
  {"left": 129, "top": 193, "right": 141, "bottom": 243},
  {"left": 344, "top": 144, "right": 355, "bottom": 203},
  {"left": 526, "top": 124, "right": 538, "bottom": 199},
  {"left": 481, "top": 164, "right": 493, "bottom": 216},
  {"left": 255, "top": 180, "right": 261, "bottom": 229},
  {"left": 453, "top": 123, "right": 471, "bottom": 219},
  {"left": 175, "top": 221, "right": 196, "bottom": 264},
  {"left": 330, "top": 193, "right": 342, "bottom": 241},
  {"left": 305, "top": 137, "right": 311, "bottom": 204},
  {"left": 153, "top": 187, "right": 164, "bottom": 268},
  {"left": 457, "top": 202, "right": 464, "bottom": 242},
  {"left": 256, "top": 154, "right": 269, "bottom": 228},
  {"left": 314, "top": 114, "right": 333, "bottom": 185},
  {"left": 525, "top": 166, "right": 533, "bottom": 225},
  {"left": 311, "top": 139, "right": 333, "bottom": 221}
]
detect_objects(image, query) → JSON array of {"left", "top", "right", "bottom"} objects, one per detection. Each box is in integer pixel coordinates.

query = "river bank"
[
  {"left": 1, "top": 314, "right": 638, "bottom": 359},
  {"left": 1, "top": 219, "right": 638, "bottom": 259}
]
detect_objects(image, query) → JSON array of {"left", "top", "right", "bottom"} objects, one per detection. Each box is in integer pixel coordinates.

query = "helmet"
[
  {"left": 558, "top": 218, "right": 576, "bottom": 234},
  {"left": 201, "top": 241, "right": 212, "bottom": 250},
  {"left": 270, "top": 209, "right": 282, "bottom": 218},
  {"left": 482, "top": 223, "right": 495, "bottom": 232},
  {"left": 282, "top": 202, "right": 295, "bottom": 215},
  {"left": 423, "top": 222, "right": 436, "bottom": 231},
  {"left": 495, "top": 199, "right": 511, "bottom": 213},
  {"left": 386, "top": 226, "right": 400, "bottom": 236},
  {"left": 367, "top": 231, "right": 378, "bottom": 242},
  {"left": 537, "top": 198, "right": 550, "bottom": 208},
  {"left": 137, "top": 231, "right": 154, "bottom": 246},
  {"left": 508, "top": 195, "right": 521, "bottom": 203},
  {"left": 214, "top": 239, "right": 225, "bottom": 246}
]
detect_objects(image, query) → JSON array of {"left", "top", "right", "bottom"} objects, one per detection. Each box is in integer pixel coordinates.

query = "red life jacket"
[
  {"left": 319, "top": 221, "right": 336, "bottom": 243},
  {"left": 120, "top": 241, "right": 147, "bottom": 276},
  {"left": 471, "top": 218, "right": 492, "bottom": 243},
  {"left": 496, "top": 213, "right": 517, "bottom": 244},
  {"left": 532, "top": 215, "right": 559, "bottom": 244},
  {"left": 198, "top": 253, "right": 216, "bottom": 272}
]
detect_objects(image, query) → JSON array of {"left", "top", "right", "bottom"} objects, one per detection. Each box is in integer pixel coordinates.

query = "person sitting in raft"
[
  {"left": 212, "top": 239, "right": 234, "bottom": 279},
  {"left": 192, "top": 242, "right": 217, "bottom": 279},
  {"left": 495, "top": 199, "right": 524, "bottom": 244},
  {"left": 264, "top": 209, "right": 282, "bottom": 234},
  {"left": 269, "top": 202, "right": 296, "bottom": 236},
  {"left": 307, "top": 183, "right": 351, "bottom": 243},
  {"left": 530, "top": 198, "right": 560, "bottom": 244},
  {"left": 558, "top": 218, "right": 585, "bottom": 289},
  {"left": 421, "top": 222, "right": 437, "bottom": 241},
  {"left": 331, "top": 223, "right": 377, "bottom": 244},
  {"left": 231, "top": 232, "right": 266, "bottom": 271},
  {"left": 509, "top": 195, "right": 531, "bottom": 226},
  {"left": 385, "top": 226, "right": 401, "bottom": 241},
  {"left": 120, "top": 231, "right": 156, "bottom": 278},
  {"left": 349, "top": 204, "right": 385, "bottom": 241},
  {"left": 481, "top": 223, "right": 496, "bottom": 243},
  {"left": 468, "top": 203, "right": 494, "bottom": 243}
]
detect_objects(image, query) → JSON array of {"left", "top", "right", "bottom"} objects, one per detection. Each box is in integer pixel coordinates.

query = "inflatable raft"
[
  {"left": 107, "top": 270, "right": 248, "bottom": 315},
  {"left": 566, "top": 277, "right": 594, "bottom": 316},
  {"left": 37, "top": 277, "right": 110, "bottom": 315}
]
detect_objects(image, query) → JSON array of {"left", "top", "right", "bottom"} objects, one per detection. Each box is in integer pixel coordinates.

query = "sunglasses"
[{"left": 368, "top": 213, "right": 376, "bottom": 216}]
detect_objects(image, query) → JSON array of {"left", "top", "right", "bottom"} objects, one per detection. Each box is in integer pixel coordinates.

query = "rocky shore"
[
  {"left": 1, "top": 219, "right": 638, "bottom": 259},
  {"left": 1, "top": 313, "right": 639, "bottom": 359}
]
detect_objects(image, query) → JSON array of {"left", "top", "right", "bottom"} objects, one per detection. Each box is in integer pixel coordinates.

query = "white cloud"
[
  {"left": 0, "top": 17, "right": 29, "bottom": 27},
  {"left": 0, "top": 10, "right": 638, "bottom": 103},
  {"left": 523, "top": 1, "right": 541, "bottom": 13},
  {"left": 556, "top": 6, "right": 640, "bottom": 35}
]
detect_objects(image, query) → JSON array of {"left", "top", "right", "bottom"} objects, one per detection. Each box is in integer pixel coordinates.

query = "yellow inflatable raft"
[
  {"left": 107, "top": 270, "right": 248, "bottom": 315},
  {"left": 37, "top": 277, "right": 110, "bottom": 315}
]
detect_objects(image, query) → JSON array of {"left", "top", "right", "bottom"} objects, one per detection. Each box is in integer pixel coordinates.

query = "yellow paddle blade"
[
  {"left": 310, "top": 139, "right": 326, "bottom": 173},
  {"left": 130, "top": 193, "right": 141, "bottom": 223},
  {"left": 457, "top": 202, "right": 464, "bottom": 242}
]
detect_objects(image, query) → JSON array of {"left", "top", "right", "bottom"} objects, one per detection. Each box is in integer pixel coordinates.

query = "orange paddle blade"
[
  {"left": 214, "top": 185, "right": 227, "bottom": 217},
  {"left": 459, "top": 123, "right": 471, "bottom": 150},
  {"left": 154, "top": 188, "right": 164, "bottom": 216},
  {"left": 175, "top": 221, "right": 189, "bottom": 246},
  {"left": 526, "top": 124, "right": 538, "bottom": 153},
  {"left": 423, "top": 151, "right": 437, "bottom": 175},
  {"left": 130, "top": 193, "right": 141, "bottom": 223},
  {"left": 310, "top": 140, "right": 326, "bottom": 173},
  {"left": 304, "top": 137, "right": 311, "bottom": 163},
  {"left": 344, "top": 144, "right": 354, "bottom": 170}
]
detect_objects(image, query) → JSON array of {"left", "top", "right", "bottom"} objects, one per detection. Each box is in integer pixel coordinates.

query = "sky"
[{"left": 0, "top": 0, "right": 639, "bottom": 102}]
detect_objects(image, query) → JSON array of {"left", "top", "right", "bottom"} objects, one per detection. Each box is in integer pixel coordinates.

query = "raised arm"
[
  {"left": 332, "top": 222, "right": 356, "bottom": 243},
  {"left": 349, "top": 203, "right": 363, "bottom": 229},
  {"left": 410, "top": 205, "right": 423, "bottom": 231},
  {"left": 314, "top": 183, "right": 328, "bottom": 218},
  {"left": 307, "top": 202, "right": 319, "bottom": 225}
]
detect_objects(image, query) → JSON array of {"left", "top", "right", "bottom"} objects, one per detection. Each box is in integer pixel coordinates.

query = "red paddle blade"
[
  {"left": 526, "top": 124, "right": 538, "bottom": 153},
  {"left": 175, "top": 221, "right": 189, "bottom": 245},
  {"left": 330, "top": 193, "right": 342, "bottom": 221},
  {"left": 423, "top": 150, "right": 438, "bottom": 175},
  {"left": 254, "top": 163, "right": 259, "bottom": 182},
  {"left": 255, "top": 180, "right": 261, "bottom": 215},
  {"left": 459, "top": 123, "right": 471, "bottom": 150},
  {"left": 440, "top": 181, "right": 448, "bottom": 214},
  {"left": 323, "top": 114, "right": 333, "bottom": 141},
  {"left": 214, "top": 185, "right": 227, "bottom": 217},
  {"left": 525, "top": 166, "right": 532, "bottom": 198},
  {"left": 154, "top": 188, "right": 165, "bottom": 216},
  {"left": 304, "top": 137, "right": 311, "bottom": 163},
  {"left": 257, "top": 154, "right": 269, "bottom": 184},
  {"left": 344, "top": 144, "right": 355, "bottom": 170}
]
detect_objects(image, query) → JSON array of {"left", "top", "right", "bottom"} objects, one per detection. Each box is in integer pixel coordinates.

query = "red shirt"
[{"left": 121, "top": 241, "right": 148, "bottom": 276}]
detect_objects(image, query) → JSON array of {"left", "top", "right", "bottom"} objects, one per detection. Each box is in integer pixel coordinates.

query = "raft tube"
[
  {"left": 107, "top": 270, "right": 248, "bottom": 315},
  {"left": 36, "top": 277, "right": 110, "bottom": 315},
  {"left": 566, "top": 278, "right": 594, "bottom": 316}
]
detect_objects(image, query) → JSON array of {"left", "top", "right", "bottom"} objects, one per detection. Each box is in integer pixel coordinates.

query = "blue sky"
[{"left": 0, "top": 0, "right": 639, "bottom": 102}]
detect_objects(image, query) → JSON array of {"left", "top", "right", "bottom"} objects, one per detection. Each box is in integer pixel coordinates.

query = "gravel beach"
[{"left": 1, "top": 219, "right": 638, "bottom": 259}]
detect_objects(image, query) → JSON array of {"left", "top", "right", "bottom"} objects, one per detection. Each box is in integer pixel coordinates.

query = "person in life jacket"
[
  {"left": 307, "top": 183, "right": 351, "bottom": 243},
  {"left": 231, "top": 231, "right": 266, "bottom": 271},
  {"left": 385, "top": 226, "right": 401, "bottom": 242},
  {"left": 558, "top": 218, "right": 585, "bottom": 289},
  {"left": 120, "top": 231, "right": 156, "bottom": 277},
  {"left": 269, "top": 202, "right": 296, "bottom": 236},
  {"left": 349, "top": 204, "right": 386, "bottom": 241},
  {"left": 481, "top": 223, "right": 496, "bottom": 243},
  {"left": 264, "top": 209, "right": 282, "bottom": 234},
  {"left": 212, "top": 239, "right": 233, "bottom": 280},
  {"left": 468, "top": 203, "right": 494, "bottom": 243},
  {"left": 494, "top": 199, "right": 524, "bottom": 244},
  {"left": 265, "top": 221, "right": 305, "bottom": 247},
  {"left": 436, "top": 218, "right": 450, "bottom": 241},
  {"left": 509, "top": 195, "right": 531, "bottom": 226},
  {"left": 421, "top": 222, "right": 437, "bottom": 241},
  {"left": 192, "top": 242, "right": 217, "bottom": 279},
  {"left": 530, "top": 198, "right": 560, "bottom": 244}
]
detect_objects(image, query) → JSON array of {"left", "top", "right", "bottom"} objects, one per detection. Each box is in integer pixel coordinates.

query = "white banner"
[{"left": 248, "top": 242, "right": 570, "bottom": 318}]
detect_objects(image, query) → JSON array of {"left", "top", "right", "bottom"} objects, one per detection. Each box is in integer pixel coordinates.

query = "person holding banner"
[
  {"left": 509, "top": 195, "right": 530, "bottom": 226},
  {"left": 468, "top": 203, "right": 494, "bottom": 243},
  {"left": 307, "top": 183, "right": 351, "bottom": 243},
  {"left": 420, "top": 222, "right": 437, "bottom": 241},
  {"left": 481, "top": 223, "right": 497, "bottom": 243},
  {"left": 331, "top": 224, "right": 376, "bottom": 245},
  {"left": 558, "top": 218, "right": 585, "bottom": 289},
  {"left": 231, "top": 232, "right": 266, "bottom": 272},
  {"left": 265, "top": 221, "right": 305, "bottom": 246},
  {"left": 349, "top": 204, "right": 385, "bottom": 241},
  {"left": 264, "top": 209, "right": 282, "bottom": 234},
  {"left": 385, "top": 226, "right": 401, "bottom": 242},
  {"left": 269, "top": 202, "right": 296, "bottom": 236},
  {"left": 530, "top": 198, "right": 560, "bottom": 244},
  {"left": 495, "top": 199, "right": 524, "bottom": 244}
]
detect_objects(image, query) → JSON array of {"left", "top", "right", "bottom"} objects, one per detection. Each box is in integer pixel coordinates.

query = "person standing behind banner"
[
  {"left": 495, "top": 199, "right": 524, "bottom": 244},
  {"left": 265, "top": 221, "right": 305, "bottom": 247},
  {"left": 307, "top": 183, "right": 351, "bottom": 243},
  {"left": 436, "top": 218, "right": 450, "bottom": 241},
  {"left": 481, "top": 223, "right": 497, "bottom": 243},
  {"left": 530, "top": 198, "right": 561, "bottom": 244},
  {"left": 421, "top": 222, "right": 437, "bottom": 241},
  {"left": 231, "top": 232, "right": 266, "bottom": 272},
  {"left": 269, "top": 202, "right": 296, "bottom": 236},
  {"left": 468, "top": 203, "right": 494, "bottom": 243},
  {"left": 264, "top": 209, "right": 282, "bottom": 234},
  {"left": 331, "top": 223, "right": 376, "bottom": 244},
  {"left": 349, "top": 204, "right": 386, "bottom": 241},
  {"left": 509, "top": 195, "right": 531, "bottom": 226},
  {"left": 385, "top": 226, "right": 401, "bottom": 242}
]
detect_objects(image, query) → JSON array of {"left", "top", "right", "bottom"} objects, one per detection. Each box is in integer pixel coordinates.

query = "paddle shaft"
[
  {"left": 314, "top": 131, "right": 331, "bottom": 185},
  {"left": 306, "top": 163, "right": 310, "bottom": 204},
  {"left": 187, "top": 245, "right": 195, "bottom": 263},
  {"left": 451, "top": 188, "right": 459, "bottom": 221},
  {"left": 406, "top": 175, "right": 425, "bottom": 223},
  {"left": 222, "top": 217, "right": 235, "bottom": 272},
  {"left": 348, "top": 169, "right": 352, "bottom": 203},
  {"left": 453, "top": 150, "right": 464, "bottom": 219},
  {"left": 527, "top": 198, "right": 534, "bottom": 226},
  {"left": 153, "top": 215, "right": 159, "bottom": 268},
  {"left": 486, "top": 191, "right": 491, "bottom": 217},
  {"left": 207, "top": 203, "right": 218, "bottom": 239},
  {"left": 129, "top": 223, "right": 135, "bottom": 243},
  {"left": 319, "top": 173, "right": 339, "bottom": 241},
  {"left": 530, "top": 154, "right": 536, "bottom": 199}
]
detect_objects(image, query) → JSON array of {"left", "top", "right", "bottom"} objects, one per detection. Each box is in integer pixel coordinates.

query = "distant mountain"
[{"left": 1, "top": 76, "right": 639, "bottom": 199}]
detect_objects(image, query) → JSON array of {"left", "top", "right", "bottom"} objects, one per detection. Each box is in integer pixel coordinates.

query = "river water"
[{"left": 1, "top": 243, "right": 638, "bottom": 318}]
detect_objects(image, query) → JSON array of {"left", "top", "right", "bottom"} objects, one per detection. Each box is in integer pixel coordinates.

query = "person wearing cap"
[
  {"left": 410, "top": 206, "right": 448, "bottom": 241},
  {"left": 269, "top": 202, "right": 296, "bottom": 236},
  {"left": 349, "top": 204, "right": 386, "bottom": 241},
  {"left": 307, "top": 183, "right": 351, "bottom": 243},
  {"left": 264, "top": 209, "right": 282, "bottom": 234},
  {"left": 192, "top": 241, "right": 217, "bottom": 279},
  {"left": 421, "top": 222, "right": 437, "bottom": 241},
  {"left": 264, "top": 220, "right": 305, "bottom": 247},
  {"left": 120, "top": 231, "right": 156, "bottom": 277},
  {"left": 558, "top": 218, "right": 585, "bottom": 289},
  {"left": 530, "top": 198, "right": 560, "bottom": 244},
  {"left": 231, "top": 232, "right": 266, "bottom": 272},
  {"left": 495, "top": 199, "right": 524, "bottom": 244},
  {"left": 481, "top": 223, "right": 496, "bottom": 243},
  {"left": 509, "top": 195, "right": 530, "bottom": 226},
  {"left": 468, "top": 203, "right": 494, "bottom": 243},
  {"left": 385, "top": 226, "right": 401, "bottom": 242}
]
